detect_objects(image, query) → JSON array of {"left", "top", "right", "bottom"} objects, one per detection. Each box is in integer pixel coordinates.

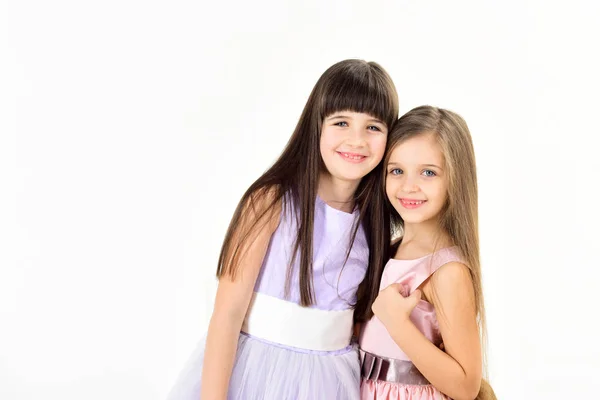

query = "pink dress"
[{"left": 359, "top": 247, "right": 462, "bottom": 400}]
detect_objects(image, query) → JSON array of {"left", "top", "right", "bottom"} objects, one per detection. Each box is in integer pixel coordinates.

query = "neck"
[
  {"left": 317, "top": 172, "right": 360, "bottom": 213},
  {"left": 402, "top": 218, "right": 451, "bottom": 250}
]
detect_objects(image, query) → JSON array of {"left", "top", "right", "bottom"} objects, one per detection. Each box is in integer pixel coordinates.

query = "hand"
[{"left": 371, "top": 283, "right": 422, "bottom": 330}]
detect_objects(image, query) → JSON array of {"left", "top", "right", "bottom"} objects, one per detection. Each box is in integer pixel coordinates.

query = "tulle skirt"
[{"left": 167, "top": 332, "right": 361, "bottom": 400}]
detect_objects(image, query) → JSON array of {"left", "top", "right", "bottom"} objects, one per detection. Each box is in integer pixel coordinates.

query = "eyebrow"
[
  {"left": 387, "top": 162, "right": 443, "bottom": 169},
  {"left": 422, "top": 164, "right": 443, "bottom": 169},
  {"left": 326, "top": 114, "right": 385, "bottom": 124}
]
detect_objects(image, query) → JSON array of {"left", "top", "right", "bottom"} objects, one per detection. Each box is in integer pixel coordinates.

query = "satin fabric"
[{"left": 359, "top": 247, "right": 463, "bottom": 400}]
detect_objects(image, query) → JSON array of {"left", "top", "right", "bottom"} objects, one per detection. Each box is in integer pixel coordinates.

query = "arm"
[
  {"left": 201, "top": 192, "right": 281, "bottom": 400},
  {"left": 373, "top": 262, "right": 481, "bottom": 400}
]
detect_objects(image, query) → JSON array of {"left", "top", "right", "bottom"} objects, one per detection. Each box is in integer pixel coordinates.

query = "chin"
[
  {"left": 398, "top": 216, "right": 421, "bottom": 224},
  {"left": 397, "top": 212, "right": 430, "bottom": 224},
  {"left": 332, "top": 170, "right": 368, "bottom": 183}
]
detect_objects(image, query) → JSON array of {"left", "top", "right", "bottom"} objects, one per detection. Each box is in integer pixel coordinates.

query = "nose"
[
  {"left": 401, "top": 174, "right": 419, "bottom": 193},
  {"left": 346, "top": 125, "right": 367, "bottom": 147}
]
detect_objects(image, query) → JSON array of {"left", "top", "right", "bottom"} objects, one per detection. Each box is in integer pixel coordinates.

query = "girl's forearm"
[
  {"left": 200, "top": 314, "right": 243, "bottom": 400},
  {"left": 388, "top": 320, "right": 479, "bottom": 400}
]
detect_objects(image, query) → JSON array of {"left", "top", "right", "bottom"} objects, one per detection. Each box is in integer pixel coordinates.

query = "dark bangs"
[{"left": 318, "top": 61, "right": 398, "bottom": 129}]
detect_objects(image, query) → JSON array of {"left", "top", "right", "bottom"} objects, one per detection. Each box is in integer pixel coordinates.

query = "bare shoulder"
[
  {"left": 423, "top": 261, "right": 475, "bottom": 308},
  {"left": 218, "top": 185, "right": 282, "bottom": 280},
  {"left": 433, "top": 262, "right": 472, "bottom": 286},
  {"left": 241, "top": 185, "right": 282, "bottom": 233}
]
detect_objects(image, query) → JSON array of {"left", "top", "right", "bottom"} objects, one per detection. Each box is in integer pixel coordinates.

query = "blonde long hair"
[{"left": 385, "top": 106, "right": 496, "bottom": 399}]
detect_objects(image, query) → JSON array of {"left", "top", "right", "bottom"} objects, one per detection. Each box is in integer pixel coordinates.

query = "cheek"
[
  {"left": 369, "top": 136, "right": 387, "bottom": 161},
  {"left": 385, "top": 178, "right": 396, "bottom": 200},
  {"left": 319, "top": 133, "right": 332, "bottom": 159},
  {"left": 433, "top": 184, "right": 449, "bottom": 206},
  {"left": 320, "top": 128, "right": 337, "bottom": 152},
  {"left": 319, "top": 136, "right": 326, "bottom": 157}
]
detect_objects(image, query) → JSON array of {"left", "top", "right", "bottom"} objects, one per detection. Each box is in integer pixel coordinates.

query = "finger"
[
  {"left": 389, "top": 283, "right": 404, "bottom": 291},
  {"left": 391, "top": 283, "right": 408, "bottom": 297},
  {"left": 411, "top": 289, "right": 422, "bottom": 301},
  {"left": 405, "top": 289, "right": 422, "bottom": 307}
]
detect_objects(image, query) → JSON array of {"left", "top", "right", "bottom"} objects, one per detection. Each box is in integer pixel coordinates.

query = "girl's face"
[
  {"left": 385, "top": 132, "right": 449, "bottom": 225},
  {"left": 320, "top": 111, "right": 388, "bottom": 184}
]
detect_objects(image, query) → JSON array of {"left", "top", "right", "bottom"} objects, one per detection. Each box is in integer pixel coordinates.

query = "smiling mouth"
[
  {"left": 337, "top": 151, "right": 367, "bottom": 163},
  {"left": 399, "top": 198, "right": 427, "bottom": 209}
]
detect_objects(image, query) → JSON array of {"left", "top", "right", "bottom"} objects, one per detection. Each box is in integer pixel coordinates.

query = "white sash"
[{"left": 241, "top": 292, "right": 354, "bottom": 351}]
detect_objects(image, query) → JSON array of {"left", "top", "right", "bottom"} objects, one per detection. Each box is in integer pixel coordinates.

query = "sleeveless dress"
[
  {"left": 359, "top": 247, "right": 463, "bottom": 400},
  {"left": 167, "top": 196, "right": 369, "bottom": 399}
]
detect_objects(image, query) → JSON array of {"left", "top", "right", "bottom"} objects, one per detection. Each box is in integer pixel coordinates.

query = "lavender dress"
[{"left": 167, "top": 196, "right": 369, "bottom": 399}]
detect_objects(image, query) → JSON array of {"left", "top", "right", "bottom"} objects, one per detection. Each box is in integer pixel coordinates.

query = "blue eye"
[
  {"left": 367, "top": 125, "right": 382, "bottom": 132},
  {"left": 389, "top": 168, "right": 403, "bottom": 176},
  {"left": 334, "top": 121, "right": 348, "bottom": 127},
  {"left": 422, "top": 170, "right": 437, "bottom": 177}
]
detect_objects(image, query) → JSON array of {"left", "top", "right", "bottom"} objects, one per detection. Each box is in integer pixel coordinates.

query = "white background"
[{"left": 2, "top": 0, "right": 599, "bottom": 399}]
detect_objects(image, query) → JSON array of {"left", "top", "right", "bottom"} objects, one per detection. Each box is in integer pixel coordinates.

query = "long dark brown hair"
[
  {"left": 385, "top": 106, "right": 496, "bottom": 400},
  {"left": 216, "top": 59, "right": 399, "bottom": 322}
]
